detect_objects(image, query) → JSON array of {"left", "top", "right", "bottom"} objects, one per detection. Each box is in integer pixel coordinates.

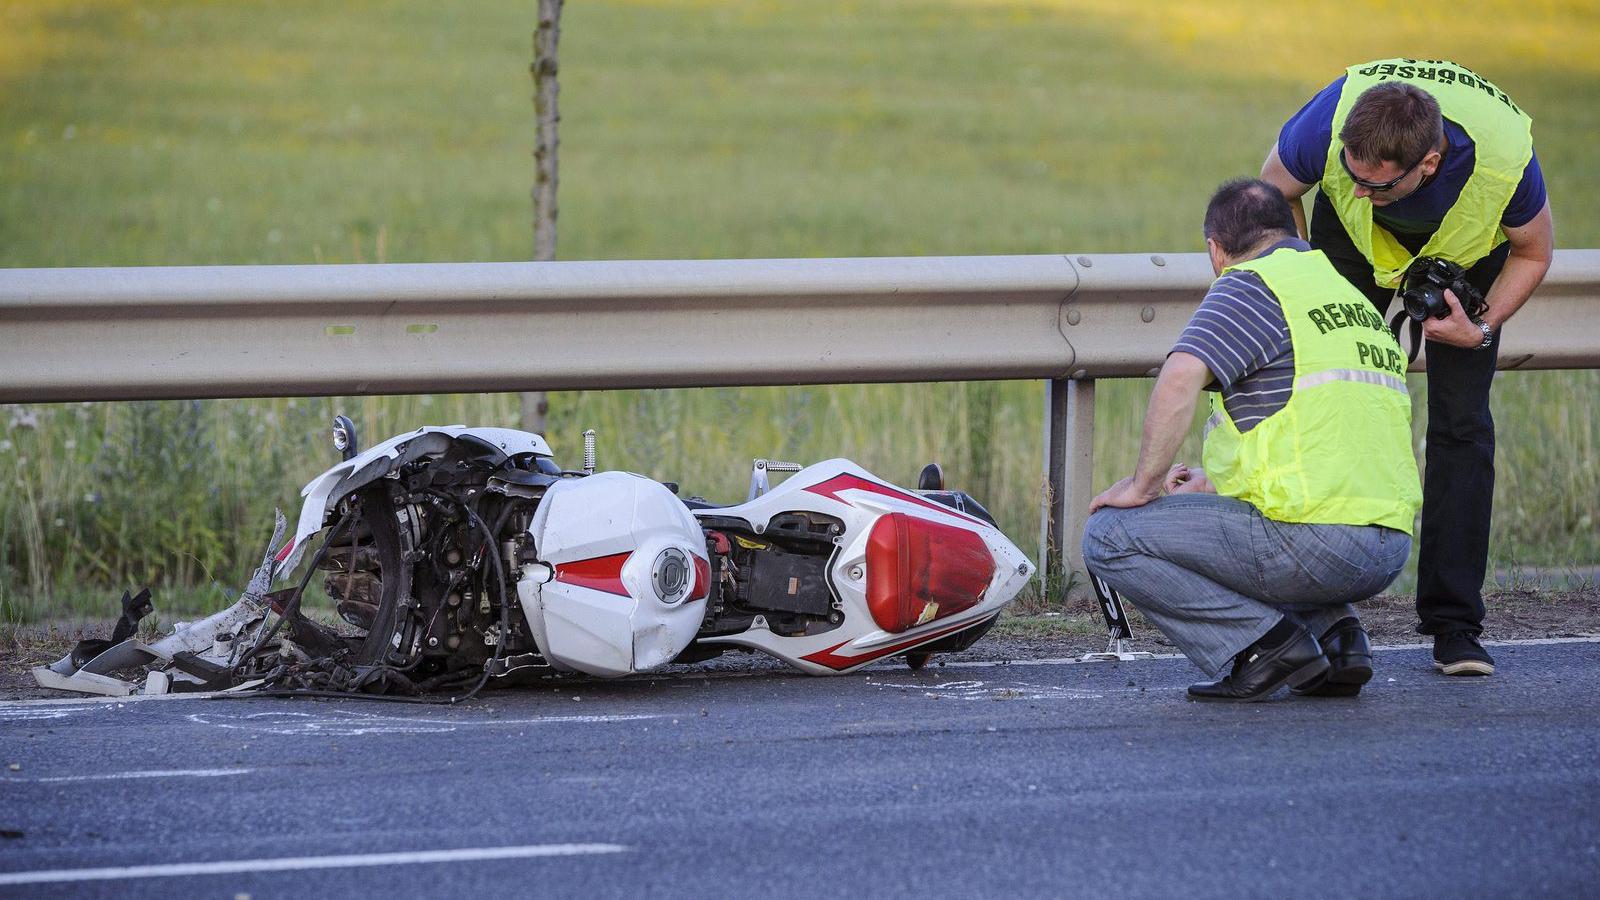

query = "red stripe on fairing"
[
  {"left": 690, "top": 554, "right": 712, "bottom": 602},
  {"left": 554, "top": 552, "right": 633, "bottom": 597},
  {"left": 800, "top": 619, "right": 975, "bottom": 671},
  {"left": 802, "top": 474, "right": 986, "bottom": 525}
]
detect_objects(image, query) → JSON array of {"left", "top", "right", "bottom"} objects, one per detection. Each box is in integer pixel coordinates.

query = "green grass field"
[{"left": 3, "top": 0, "right": 1599, "bottom": 621}]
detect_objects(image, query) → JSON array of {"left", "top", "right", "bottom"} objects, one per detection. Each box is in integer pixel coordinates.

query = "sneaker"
[{"left": 1433, "top": 631, "right": 1495, "bottom": 676}]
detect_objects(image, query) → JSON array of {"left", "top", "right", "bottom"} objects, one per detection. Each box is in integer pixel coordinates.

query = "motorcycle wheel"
[{"left": 905, "top": 651, "right": 933, "bottom": 670}]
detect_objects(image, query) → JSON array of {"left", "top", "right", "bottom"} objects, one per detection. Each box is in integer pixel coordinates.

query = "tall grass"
[{"left": 2, "top": 0, "right": 1598, "bottom": 619}]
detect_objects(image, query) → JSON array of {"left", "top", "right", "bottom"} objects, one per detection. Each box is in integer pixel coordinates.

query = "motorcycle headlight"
[
  {"left": 331, "top": 415, "right": 358, "bottom": 461},
  {"left": 651, "top": 547, "right": 690, "bottom": 605}
]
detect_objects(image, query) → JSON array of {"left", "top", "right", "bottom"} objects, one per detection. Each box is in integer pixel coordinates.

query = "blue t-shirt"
[{"left": 1277, "top": 75, "right": 1546, "bottom": 234}]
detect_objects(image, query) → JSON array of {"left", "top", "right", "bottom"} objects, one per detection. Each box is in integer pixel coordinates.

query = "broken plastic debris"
[{"left": 31, "top": 513, "right": 286, "bottom": 697}]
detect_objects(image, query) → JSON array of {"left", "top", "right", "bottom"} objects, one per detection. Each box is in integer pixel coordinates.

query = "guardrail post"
[{"left": 1040, "top": 376, "right": 1095, "bottom": 603}]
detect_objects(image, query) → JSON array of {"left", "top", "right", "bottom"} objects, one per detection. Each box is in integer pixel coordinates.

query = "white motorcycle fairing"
[
  {"left": 692, "top": 459, "right": 1034, "bottom": 674},
  {"left": 519, "top": 471, "right": 710, "bottom": 678},
  {"left": 275, "top": 425, "right": 553, "bottom": 576}
]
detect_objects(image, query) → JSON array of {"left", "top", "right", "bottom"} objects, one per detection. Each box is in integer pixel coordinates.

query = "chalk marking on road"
[
  {"left": 185, "top": 708, "right": 661, "bottom": 736},
  {"left": 2, "top": 768, "right": 252, "bottom": 785},
  {"left": 0, "top": 843, "right": 631, "bottom": 886}
]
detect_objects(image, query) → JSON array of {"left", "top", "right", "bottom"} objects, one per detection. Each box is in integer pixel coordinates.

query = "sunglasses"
[{"left": 1339, "top": 147, "right": 1424, "bottom": 193}]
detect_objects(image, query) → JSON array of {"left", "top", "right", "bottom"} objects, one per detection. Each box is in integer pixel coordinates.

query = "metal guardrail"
[
  {"left": 1, "top": 256, "right": 1081, "bottom": 402},
  {"left": 5, "top": 249, "right": 1599, "bottom": 595}
]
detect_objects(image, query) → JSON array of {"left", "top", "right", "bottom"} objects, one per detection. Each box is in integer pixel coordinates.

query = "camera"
[{"left": 1399, "top": 256, "right": 1486, "bottom": 322}]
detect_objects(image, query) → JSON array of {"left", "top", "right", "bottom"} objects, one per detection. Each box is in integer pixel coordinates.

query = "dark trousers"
[{"left": 1309, "top": 190, "right": 1505, "bottom": 636}]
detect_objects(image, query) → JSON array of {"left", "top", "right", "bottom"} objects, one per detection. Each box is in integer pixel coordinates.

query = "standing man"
[
  {"left": 1083, "top": 179, "right": 1420, "bottom": 702},
  {"left": 1259, "top": 59, "right": 1554, "bottom": 676}
]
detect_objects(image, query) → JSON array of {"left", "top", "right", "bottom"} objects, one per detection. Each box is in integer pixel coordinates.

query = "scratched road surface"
[{"left": 2, "top": 640, "right": 1597, "bottom": 898}]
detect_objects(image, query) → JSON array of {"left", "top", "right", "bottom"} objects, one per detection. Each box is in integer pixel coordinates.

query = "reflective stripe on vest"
[
  {"left": 1294, "top": 368, "right": 1409, "bottom": 394},
  {"left": 1201, "top": 247, "right": 1421, "bottom": 533},
  {"left": 1322, "top": 58, "right": 1533, "bottom": 288}
]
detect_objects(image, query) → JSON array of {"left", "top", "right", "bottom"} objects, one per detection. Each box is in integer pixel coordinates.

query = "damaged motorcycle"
[{"left": 35, "top": 419, "right": 1034, "bottom": 699}]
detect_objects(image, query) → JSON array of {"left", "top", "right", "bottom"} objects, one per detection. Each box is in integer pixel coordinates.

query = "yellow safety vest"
[
  {"left": 1202, "top": 247, "right": 1422, "bottom": 533},
  {"left": 1322, "top": 58, "right": 1533, "bottom": 288}
]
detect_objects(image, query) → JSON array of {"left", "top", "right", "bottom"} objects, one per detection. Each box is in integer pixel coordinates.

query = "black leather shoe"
[
  {"left": 1187, "top": 625, "right": 1328, "bottom": 702},
  {"left": 1291, "top": 617, "right": 1374, "bottom": 697}
]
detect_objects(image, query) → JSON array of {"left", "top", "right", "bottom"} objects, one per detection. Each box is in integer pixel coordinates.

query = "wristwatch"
[{"left": 1471, "top": 317, "right": 1494, "bottom": 351}]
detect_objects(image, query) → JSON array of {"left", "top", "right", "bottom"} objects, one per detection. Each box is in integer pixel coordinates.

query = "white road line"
[
  {"left": 939, "top": 653, "right": 1185, "bottom": 669},
  {"left": 185, "top": 710, "right": 662, "bottom": 736},
  {"left": 1367, "top": 635, "right": 1600, "bottom": 651},
  {"left": 0, "top": 707, "right": 93, "bottom": 721},
  {"left": 3, "top": 636, "right": 1595, "bottom": 709},
  {"left": 0, "top": 844, "right": 630, "bottom": 886},
  {"left": 2, "top": 768, "right": 252, "bottom": 784},
  {"left": 937, "top": 635, "right": 1600, "bottom": 670},
  {"left": 0, "top": 685, "right": 262, "bottom": 708}
]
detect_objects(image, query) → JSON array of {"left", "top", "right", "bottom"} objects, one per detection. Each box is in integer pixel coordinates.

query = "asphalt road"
[{"left": 2, "top": 639, "right": 1598, "bottom": 899}]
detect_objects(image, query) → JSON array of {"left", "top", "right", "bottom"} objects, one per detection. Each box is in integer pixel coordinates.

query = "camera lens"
[{"left": 1402, "top": 286, "right": 1447, "bottom": 321}]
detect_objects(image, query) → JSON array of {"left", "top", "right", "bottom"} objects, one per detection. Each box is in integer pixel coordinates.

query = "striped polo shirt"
[{"left": 1173, "top": 238, "right": 1309, "bottom": 432}]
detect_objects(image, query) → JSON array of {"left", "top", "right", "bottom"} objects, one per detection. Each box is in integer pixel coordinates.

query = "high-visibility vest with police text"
[
  {"left": 1322, "top": 58, "right": 1533, "bottom": 288},
  {"left": 1201, "top": 248, "right": 1422, "bottom": 533}
]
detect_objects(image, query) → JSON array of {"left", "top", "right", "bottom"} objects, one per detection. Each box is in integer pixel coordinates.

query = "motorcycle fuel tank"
[{"left": 518, "top": 472, "right": 709, "bottom": 677}]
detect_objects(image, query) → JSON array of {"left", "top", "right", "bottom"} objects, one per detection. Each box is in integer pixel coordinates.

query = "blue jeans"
[{"left": 1082, "top": 495, "right": 1411, "bottom": 675}]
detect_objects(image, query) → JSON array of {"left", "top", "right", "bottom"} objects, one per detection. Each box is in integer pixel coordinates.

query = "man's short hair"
[
  {"left": 1340, "top": 82, "right": 1443, "bottom": 167},
  {"left": 1203, "top": 178, "right": 1297, "bottom": 257}
]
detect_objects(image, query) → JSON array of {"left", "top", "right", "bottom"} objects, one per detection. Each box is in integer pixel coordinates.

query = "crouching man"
[{"left": 1083, "top": 178, "right": 1421, "bottom": 702}]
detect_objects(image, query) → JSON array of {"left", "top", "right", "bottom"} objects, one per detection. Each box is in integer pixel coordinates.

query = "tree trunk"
[{"left": 521, "top": 0, "right": 562, "bottom": 434}]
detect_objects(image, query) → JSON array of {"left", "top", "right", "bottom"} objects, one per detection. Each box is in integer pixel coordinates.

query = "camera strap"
[{"left": 1389, "top": 309, "right": 1423, "bottom": 364}]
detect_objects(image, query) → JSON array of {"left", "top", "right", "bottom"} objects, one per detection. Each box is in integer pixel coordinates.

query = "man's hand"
[
  {"left": 1164, "top": 463, "right": 1193, "bottom": 493},
  {"left": 1421, "top": 288, "right": 1490, "bottom": 349},
  {"left": 1165, "top": 464, "right": 1215, "bottom": 495},
  {"left": 1090, "top": 475, "right": 1160, "bottom": 513}
]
